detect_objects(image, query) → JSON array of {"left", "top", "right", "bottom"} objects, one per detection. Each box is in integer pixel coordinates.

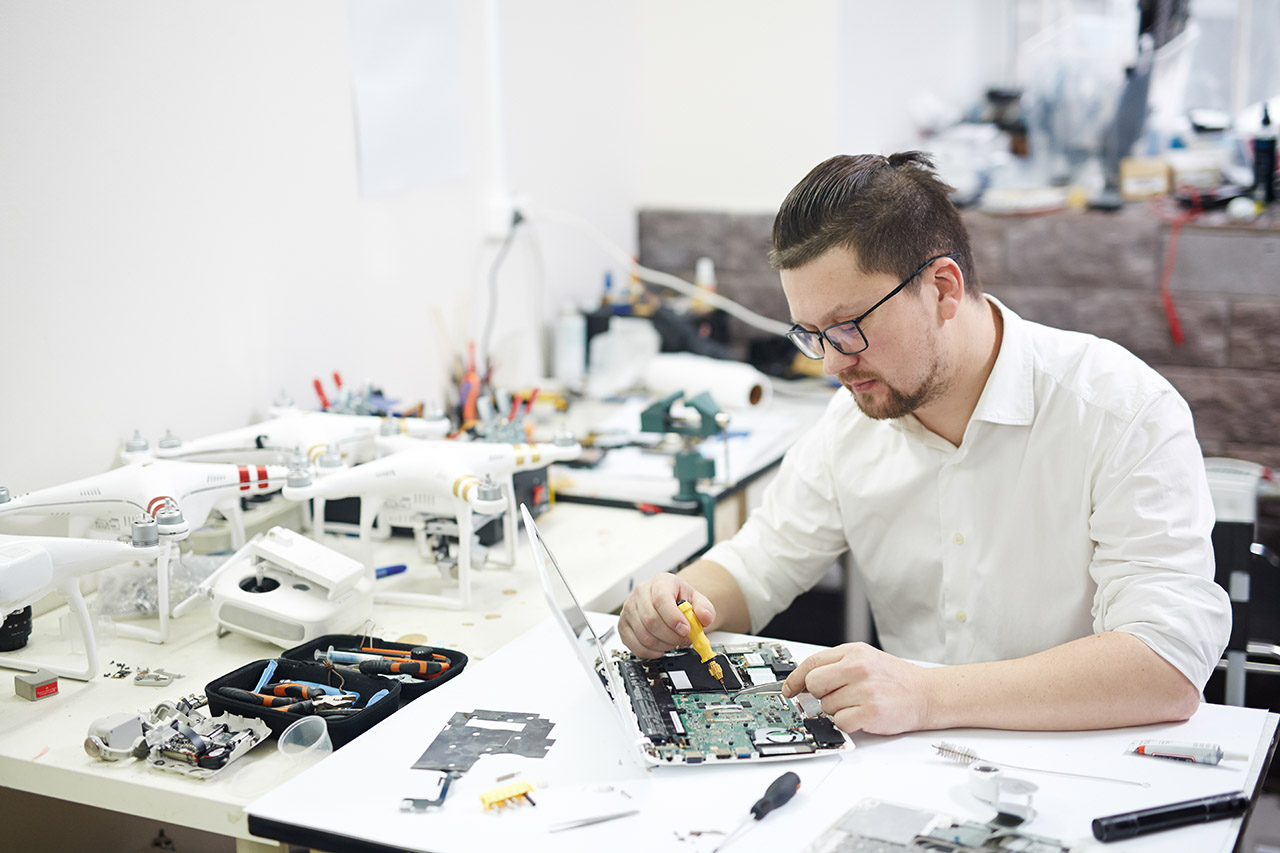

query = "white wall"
[
  {"left": 499, "top": 1, "right": 643, "bottom": 362},
  {"left": 0, "top": 0, "right": 643, "bottom": 490},
  {"left": 0, "top": 0, "right": 1013, "bottom": 492},
  {"left": 635, "top": 0, "right": 1014, "bottom": 211},
  {"left": 635, "top": 1, "right": 843, "bottom": 212}
]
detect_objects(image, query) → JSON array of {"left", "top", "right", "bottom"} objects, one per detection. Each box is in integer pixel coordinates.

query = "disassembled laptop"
[
  {"left": 604, "top": 641, "right": 848, "bottom": 764},
  {"left": 521, "top": 502, "right": 851, "bottom": 766}
]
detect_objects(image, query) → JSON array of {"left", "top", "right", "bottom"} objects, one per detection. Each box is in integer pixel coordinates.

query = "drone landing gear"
[
  {"left": 0, "top": 580, "right": 99, "bottom": 681},
  {"left": 113, "top": 544, "right": 175, "bottom": 645},
  {"left": 373, "top": 499, "right": 516, "bottom": 611}
]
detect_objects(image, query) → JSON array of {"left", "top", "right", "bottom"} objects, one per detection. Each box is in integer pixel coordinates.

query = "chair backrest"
[
  {"left": 1205, "top": 458, "right": 1272, "bottom": 708},
  {"left": 1205, "top": 457, "right": 1264, "bottom": 527}
]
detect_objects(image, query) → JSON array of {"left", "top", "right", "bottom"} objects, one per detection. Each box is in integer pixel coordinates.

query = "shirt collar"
[{"left": 968, "top": 295, "right": 1034, "bottom": 426}]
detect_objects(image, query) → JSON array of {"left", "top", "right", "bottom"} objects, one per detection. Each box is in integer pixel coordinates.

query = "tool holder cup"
[{"left": 277, "top": 716, "right": 333, "bottom": 772}]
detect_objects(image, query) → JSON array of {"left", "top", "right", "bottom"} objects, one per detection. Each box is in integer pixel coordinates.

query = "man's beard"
[{"left": 842, "top": 354, "right": 948, "bottom": 421}]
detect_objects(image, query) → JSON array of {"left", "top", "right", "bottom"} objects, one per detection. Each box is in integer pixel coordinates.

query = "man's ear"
[{"left": 930, "top": 257, "right": 964, "bottom": 320}]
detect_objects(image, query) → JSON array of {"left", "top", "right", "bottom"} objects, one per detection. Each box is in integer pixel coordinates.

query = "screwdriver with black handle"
[
  {"left": 713, "top": 771, "right": 802, "bottom": 852},
  {"left": 357, "top": 658, "right": 447, "bottom": 679}
]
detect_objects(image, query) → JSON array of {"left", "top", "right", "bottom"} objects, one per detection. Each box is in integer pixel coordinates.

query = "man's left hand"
[{"left": 781, "top": 642, "right": 932, "bottom": 735}]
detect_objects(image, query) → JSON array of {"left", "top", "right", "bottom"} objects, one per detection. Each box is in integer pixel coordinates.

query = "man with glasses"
[{"left": 619, "top": 152, "right": 1229, "bottom": 735}]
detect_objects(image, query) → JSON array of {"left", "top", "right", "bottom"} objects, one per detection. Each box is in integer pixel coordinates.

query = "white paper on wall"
[{"left": 346, "top": 0, "right": 468, "bottom": 197}]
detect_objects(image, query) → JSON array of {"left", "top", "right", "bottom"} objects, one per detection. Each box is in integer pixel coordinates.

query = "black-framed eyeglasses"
[{"left": 785, "top": 253, "right": 957, "bottom": 359}]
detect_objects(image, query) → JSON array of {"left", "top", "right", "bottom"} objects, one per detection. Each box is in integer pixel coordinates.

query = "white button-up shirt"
[{"left": 705, "top": 298, "right": 1230, "bottom": 689}]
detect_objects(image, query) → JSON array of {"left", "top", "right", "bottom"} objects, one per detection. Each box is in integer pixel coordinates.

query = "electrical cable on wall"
[
  {"left": 480, "top": 210, "right": 525, "bottom": 388},
  {"left": 1148, "top": 189, "right": 1205, "bottom": 347}
]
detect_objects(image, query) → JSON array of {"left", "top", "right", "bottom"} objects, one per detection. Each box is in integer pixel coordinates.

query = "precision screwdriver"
[
  {"left": 714, "top": 771, "right": 802, "bottom": 852},
  {"left": 677, "top": 599, "right": 724, "bottom": 689}
]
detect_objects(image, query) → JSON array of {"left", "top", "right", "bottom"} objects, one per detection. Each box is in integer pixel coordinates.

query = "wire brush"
[{"left": 932, "top": 741, "right": 1149, "bottom": 787}]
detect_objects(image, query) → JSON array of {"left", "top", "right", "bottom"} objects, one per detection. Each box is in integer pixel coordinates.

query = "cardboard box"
[{"left": 1120, "top": 157, "right": 1172, "bottom": 199}]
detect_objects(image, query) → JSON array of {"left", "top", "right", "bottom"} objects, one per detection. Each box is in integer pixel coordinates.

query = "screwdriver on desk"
[
  {"left": 677, "top": 599, "right": 724, "bottom": 689},
  {"left": 713, "top": 771, "right": 802, "bottom": 852},
  {"left": 356, "top": 658, "right": 447, "bottom": 678}
]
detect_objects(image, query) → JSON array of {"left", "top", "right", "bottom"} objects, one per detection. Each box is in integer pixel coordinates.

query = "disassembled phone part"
[
  {"left": 400, "top": 771, "right": 461, "bottom": 812},
  {"left": 805, "top": 799, "right": 1073, "bottom": 853},
  {"left": 606, "top": 642, "right": 848, "bottom": 764},
  {"left": 85, "top": 695, "right": 269, "bottom": 778},
  {"left": 412, "top": 710, "right": 556, "bottom": 774}
]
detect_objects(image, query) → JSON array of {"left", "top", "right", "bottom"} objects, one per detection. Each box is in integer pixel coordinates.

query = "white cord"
[{"left": 523, "top": 205, "right": 792, "bottom": 337}]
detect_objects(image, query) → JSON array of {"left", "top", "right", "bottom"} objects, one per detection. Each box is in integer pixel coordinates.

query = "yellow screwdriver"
[{"left": 677, "top": 599, "right": 725, "bottom": 689}]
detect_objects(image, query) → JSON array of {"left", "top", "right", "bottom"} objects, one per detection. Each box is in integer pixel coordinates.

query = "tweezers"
[
  {"left": 730, "top": 681, "right": 786, "bottom": 700},
  {"left": 549, "top": 809, "right": 640, "bottom": 832}
]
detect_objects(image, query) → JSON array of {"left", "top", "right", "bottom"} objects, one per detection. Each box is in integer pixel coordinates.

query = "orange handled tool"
[
  {"left": 259, "top": 683, "right": 324, "bottom": 699},
  {"left": 359, "top": 646, "right": 450, "bottom": 664},
  {"left": 358, "top": 658, "right": 448, "bottom": 678},
  {"left": 461, "top": 342, "right": 480, "bottom": 423},
  {"left": 217, "top": 686, "right": 296, "bottom": 707}
]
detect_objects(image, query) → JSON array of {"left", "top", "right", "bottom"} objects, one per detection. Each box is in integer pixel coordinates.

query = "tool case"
[
  {"left": 280, "top": 633, "right": 468, "bottom": 704},
  {"left": 205, "top": 657, "right": 401, "bottom": 748}
]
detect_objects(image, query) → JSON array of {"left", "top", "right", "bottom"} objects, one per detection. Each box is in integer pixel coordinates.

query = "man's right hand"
[{"left": 619, "top": 572, "right": 717, "bottom": 658}]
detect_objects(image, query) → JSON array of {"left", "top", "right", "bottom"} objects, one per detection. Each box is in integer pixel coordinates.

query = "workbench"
[
  {"left": 0, "top": 502, "right": 706, "bottom": 851},
  {"left": 245, "top": 614, "right": 1280, "bottom": 853}
]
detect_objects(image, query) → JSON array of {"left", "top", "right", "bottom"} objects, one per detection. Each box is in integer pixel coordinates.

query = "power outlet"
[{"left": 483, "top": 193, "right": 529, "bottom": 240}]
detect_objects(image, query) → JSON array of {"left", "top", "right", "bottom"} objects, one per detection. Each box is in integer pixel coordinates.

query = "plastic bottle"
[
  {"left": 692, "top": 256, "right": 717, "bottom": 314},
  {"left": 552, "top": 302, "right": 586, "bottom": 392},
  {"left": 602, "top": 269, "right": 632, "bottom": 316},
  {"left": 1254, "top": 103, "right": 1276, "bottom": 206}
]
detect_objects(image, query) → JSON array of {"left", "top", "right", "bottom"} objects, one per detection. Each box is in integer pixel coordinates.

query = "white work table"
[
  {"left": 0, "top": 502, "right": 706, "bottom": 851},
  {"left": 246, "top": 615, "right": 1280, "bottom": 853}
]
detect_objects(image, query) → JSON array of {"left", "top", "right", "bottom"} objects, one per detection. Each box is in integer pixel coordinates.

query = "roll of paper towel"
[{"left": 641, "top": 353, "right": 772, "bottom": 410}]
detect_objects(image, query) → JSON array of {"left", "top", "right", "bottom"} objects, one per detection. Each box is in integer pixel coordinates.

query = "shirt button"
[
  {"left": 953, "top": 533, "right": 964, "bottom": 545},
  {"left": 956, "top": 611, "right": 967, "bottom": 623}
]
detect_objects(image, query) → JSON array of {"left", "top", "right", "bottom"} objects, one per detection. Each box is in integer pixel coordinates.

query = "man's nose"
[{"left": 822, "top": 346, "right": 859, "bottom": 376}]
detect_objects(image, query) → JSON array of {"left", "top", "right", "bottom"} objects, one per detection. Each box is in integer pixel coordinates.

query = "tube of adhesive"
[{"left": 1126, "top": 740, "right": 1249, "bottom": 766}]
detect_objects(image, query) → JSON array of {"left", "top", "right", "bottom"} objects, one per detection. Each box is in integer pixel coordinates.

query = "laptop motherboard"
[{"left": 605, "top": 641, "right": 848, "bottom": 764}]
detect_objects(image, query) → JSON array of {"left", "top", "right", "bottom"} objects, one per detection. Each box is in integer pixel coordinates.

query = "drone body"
[
  {"left": 150, "top": 410, "right": 450, "bottom": 467},
  {"left": 0, "top": 460, "right": 289, "bottom": 644},
  {"left": 0, "top": 459, "right": 288, "bottom": 543},
  {"left": 283, "top": 438, "right": 581, "bottom": 608}
]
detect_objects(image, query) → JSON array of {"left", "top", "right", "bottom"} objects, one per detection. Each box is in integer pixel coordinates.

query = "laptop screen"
[{"left": 521, "top": 504, "right": 624, "bottom": 704}]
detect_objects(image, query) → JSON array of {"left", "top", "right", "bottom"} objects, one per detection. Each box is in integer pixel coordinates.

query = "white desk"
[
  {"left": 0, "top": 503, "right": 705, "bottom": 851},
  {"left": 246, "top": 615, "right": 1280, "bottom": 853}
]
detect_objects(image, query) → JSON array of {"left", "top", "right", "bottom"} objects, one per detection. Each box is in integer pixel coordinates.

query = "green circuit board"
[{"left": 607, "top": 642, "right": 848, "bottom": 764}]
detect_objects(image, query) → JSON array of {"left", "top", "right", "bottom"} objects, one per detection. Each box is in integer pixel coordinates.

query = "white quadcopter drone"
[
  {"left": 282, "top": 436, "right": 582, "bottom": 609},
  {"left": 145, "top": 409, "right": 450, "bottom": 467},
  {"left": 0, "top": 459, "right": 289, "bottom": 643},
  {"left": 0, "top": 519, "right": 165, "bottom": 680}
]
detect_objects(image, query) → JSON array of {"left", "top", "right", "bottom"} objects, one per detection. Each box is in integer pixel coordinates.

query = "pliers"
[
  {"left": 216, "top": 687, "right": 360, "bottom": 716},
  {"left": 259, "top": 682, "right": 326, "bottom": 700},
  {"left": 286, "top": 695, "right": 360, "bottom": 717}
]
